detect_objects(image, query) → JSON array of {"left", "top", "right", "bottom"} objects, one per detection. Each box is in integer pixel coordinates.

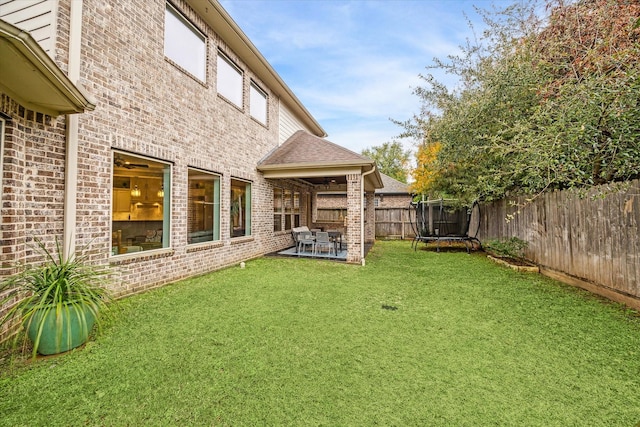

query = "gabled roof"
[
  {"left": 259, "top": 130, "right": 372, "bottom": 168},
  {"left": 377, "top": 173, "right": 411, "bottom": 194},
  {"left": 257, "top": 130, "right": 384, "bottom": 191},
  {"left": 0, "top": 19, "right": 96, "bottom": 116}
]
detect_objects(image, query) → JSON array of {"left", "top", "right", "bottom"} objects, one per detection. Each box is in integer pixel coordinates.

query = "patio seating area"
[{"left": 277, "top": 226, "right": 347, "bottom": 260}]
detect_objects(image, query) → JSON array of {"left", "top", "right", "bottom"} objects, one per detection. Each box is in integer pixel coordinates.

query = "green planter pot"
[{"left": 25, "top": 303, "right": 96, "bottom": 355}]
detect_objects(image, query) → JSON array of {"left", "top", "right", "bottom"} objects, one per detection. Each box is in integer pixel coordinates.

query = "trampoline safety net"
[{"left": 409, "top": 199, "right": 481, "bottom": 253}]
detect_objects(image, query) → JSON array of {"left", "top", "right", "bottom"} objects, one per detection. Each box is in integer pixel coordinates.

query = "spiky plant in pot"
[{"left": 0, "top": 238, "right": 112, "bottom": 358}]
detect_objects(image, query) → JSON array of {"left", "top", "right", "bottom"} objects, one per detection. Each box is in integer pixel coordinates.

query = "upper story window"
[
  {"left": 217, "top": 52, "right": 243, "bottom": 107},
  {"left": 250, "top": 82, "right": 267, "bottom": 124},
  {"left": 164, "top": 2, "right": 206, "bottom": 82}
]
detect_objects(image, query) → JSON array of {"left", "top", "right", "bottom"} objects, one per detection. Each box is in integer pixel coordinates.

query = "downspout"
[
  {"left": 63, "top": 0, "right": 83, "bottom": 259},
  {"left": 360, "top": 165, "right": 376, "bottom": 266}
]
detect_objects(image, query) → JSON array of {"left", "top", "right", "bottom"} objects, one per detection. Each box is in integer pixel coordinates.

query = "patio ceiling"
[{"left": 258, "top": 130, "right": 383, "bottom": 192}]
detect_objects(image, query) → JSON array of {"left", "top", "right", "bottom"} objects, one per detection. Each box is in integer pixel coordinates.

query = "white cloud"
[{"left": 220, "top": 0, "right": 488, "bottom": 153}]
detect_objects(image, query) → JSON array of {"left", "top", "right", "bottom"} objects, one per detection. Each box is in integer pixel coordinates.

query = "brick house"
[{"left": 0, "top": 0, "right": 382, "bottom": 297}]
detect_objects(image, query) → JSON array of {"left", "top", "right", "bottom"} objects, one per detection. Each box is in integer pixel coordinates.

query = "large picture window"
[
  {"left": 111, "top": 152, "right": 171, "bottom": 255},
  {"left": 188, "top": 169, "right": 220, "bottom": 244},
  {"left": 231, "top": 179, "right": 251, "bottom": 237},
  {"left": 164, "top": 3, "right": 206, "bottom": 81},
  {"left": 217, "top": 52, "right": 243, "bottom": 107},
  {"left": 250, "top": 82, "right": 267, "bottom": 124}
]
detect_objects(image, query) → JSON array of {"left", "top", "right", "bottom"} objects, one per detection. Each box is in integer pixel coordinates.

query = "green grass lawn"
[{"left": 2, "top": 240, "right": 640, "bottom": 426}]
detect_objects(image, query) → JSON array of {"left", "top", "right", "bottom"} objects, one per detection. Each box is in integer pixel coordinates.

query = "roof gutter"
[
  {"left": 258, "top": 159, "right": 374, "bottom": 171},
  {"left": 0, "top": 19, "right": 96, "bottom": 116}
]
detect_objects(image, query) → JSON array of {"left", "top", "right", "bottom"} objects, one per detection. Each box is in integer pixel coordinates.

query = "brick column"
[
  {"left": 346, "top": 173, "right": 362, "bottom": 264},
  {"left": 365, "top": 191, "right": 375, "bottom": 243}
]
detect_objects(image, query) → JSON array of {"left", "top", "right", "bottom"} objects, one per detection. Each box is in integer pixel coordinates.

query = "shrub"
[{"left": 485, "top": 237, "right": 528, "bottom": 260}]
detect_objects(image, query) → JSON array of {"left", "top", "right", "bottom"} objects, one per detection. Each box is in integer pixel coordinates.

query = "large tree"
[
  {"left": 361, "top": 141, "right": 411, "bottom": 183},
  {"left": 401, "top": 0, "right": 640, "bottom": 203}
]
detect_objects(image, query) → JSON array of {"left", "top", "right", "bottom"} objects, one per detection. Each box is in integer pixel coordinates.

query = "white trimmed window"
[
  {"left": 250, "top": 82, "right": 267, "bottom": 124},
  {"left": 188, "top": 169, "right": 221, "bottom": 244},
  {"left": 284, "top": 189, "right": 292, "bottom": 230},
  {"left": 217, "top": 52, "right": 243, "bottom": 107},
  {"left": 293, "top": 192, "right": 301, "bottom": 228},
  {"left": 274, "top": 188, "right": 283, "bottom": 232},
  {"left": 164, "top": 3, "right": 206, "bottom": 81}
]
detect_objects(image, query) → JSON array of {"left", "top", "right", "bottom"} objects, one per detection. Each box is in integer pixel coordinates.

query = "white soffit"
[{"left": 0, "top": 19, "right": 96, "bottom": 116}]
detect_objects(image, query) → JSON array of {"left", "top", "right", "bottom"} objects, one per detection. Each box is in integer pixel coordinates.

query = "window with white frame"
[
  {"left": 217, "top": 52, "right": 243, "bottom": 107},
  {"left": 230, "top": 178, "right": 251, "bottom": 237},
  {"left": 273, "top": 188, "right": 283, "bottom": 232},
  {"left": 250, "top": 82, "right": 267, "bottom": 124},
  {"left": 188, "top": 168, "right": 220, "bottom": 244},
  {"left": 164, "top": 2, "right": 206, "bottom": 81},
  {"left": 293, "top": 192, "right": 301, "bottom": 228},
  {"left": 274, "top": 188, "right": 299, "bottom": 231},
  {"left": 111, "top": 151, "right": 171, "bottom": 255},
  {"left": 284, "top": 189, "right": 292, "bottom": 230}
]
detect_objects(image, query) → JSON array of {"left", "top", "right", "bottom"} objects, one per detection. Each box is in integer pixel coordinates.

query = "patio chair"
[
  {"left": 314, "top": 231, "right": 335, "bottom": 257},
  {"left": 297, "top": 231, "right": 315, "bottom": 255},
  {"left": 292, "top": 226, "right": 310, "bottom": 251}
]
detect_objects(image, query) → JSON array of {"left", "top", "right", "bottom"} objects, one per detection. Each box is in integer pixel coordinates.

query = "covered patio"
[{"left": 258, "top": 131, "right": 383, "bottom": 264}]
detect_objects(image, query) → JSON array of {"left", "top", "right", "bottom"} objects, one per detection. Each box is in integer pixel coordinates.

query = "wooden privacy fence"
[
  {"left": 477, "top": 179, "right": 640, "bottom": 305},
  {"left": 375, "top": 207, "right": 414, "bottom": 239},
  {"left": 316, "top": 208, "right": 415, "bottom": 239}
]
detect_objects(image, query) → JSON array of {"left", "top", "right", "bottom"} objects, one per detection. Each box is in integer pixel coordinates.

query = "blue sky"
[{"left": 220, "top": 0, "right": 505, "bottom": 155}]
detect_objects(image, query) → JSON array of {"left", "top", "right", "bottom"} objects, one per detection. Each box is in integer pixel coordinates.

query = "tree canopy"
[
  {"left": 361, "top": 141, "right": 411, "bottom": 183},
  {"left": 402, "top": 0, "right": 640, "bottom": 203}
]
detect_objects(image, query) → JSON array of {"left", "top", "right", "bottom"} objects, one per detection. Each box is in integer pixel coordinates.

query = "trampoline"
[{"left": 409, "top": 199, "right": 481, "bottom": 253}]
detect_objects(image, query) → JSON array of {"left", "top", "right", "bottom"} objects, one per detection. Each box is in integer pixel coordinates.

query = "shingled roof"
[
  {"left": 259, "top": 130, "right": 373, "bottom": 167},
  {"left": 257, "top": 130, "right": 383, "bottom": 191},
  {"left": 377, "top": 173, "right": 411, "bottom": 194}
]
